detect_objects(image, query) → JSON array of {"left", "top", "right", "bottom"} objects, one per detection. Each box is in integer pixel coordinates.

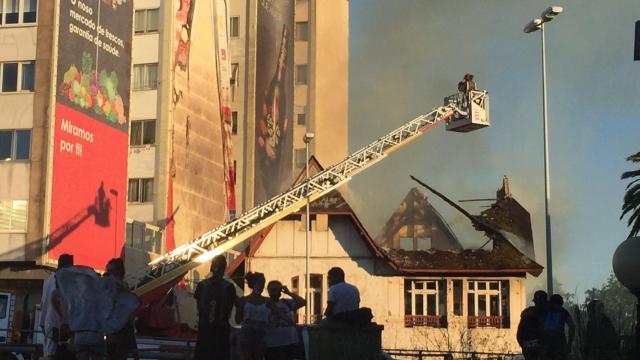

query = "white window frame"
[
  {"left": 0, "top": 0, "right": 38, "bottom": 26},
  {"left": 0, "top": 200, "right": 28, "bottom": 233},
  {"left": 134, "top": 8, "right": 159, "bottom": 34},
  {"left": 467, "top": 280, "right": 502, "bottom": 317},
  {"left": 407, "top": 279, "right": 441, "bottom": 316},
  {"left": 129, "top": 119, "right": 156, "bottom": 146},
  {"left": 295, "top": 21, "right": 308, "bottom": 41},
  {"left": 0, "top": 129, "right": 31, "bottom": 161},
  {"left": 229, "top": 16, "right": 240, "bottom": 38},
  {"left": 127, "top": 178, "right": 154, "bottom": 203},
  {"left": 132, "top": 63, "right": 158, "bottom": 91},
  {"left": 295, "top": 64, "right": 308, "bottom": 85},
  {"left": 0, "top": 61, "right": 35, "bottom": 93}
]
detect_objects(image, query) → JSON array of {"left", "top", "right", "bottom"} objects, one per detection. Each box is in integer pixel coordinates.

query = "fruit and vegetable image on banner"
[
  {"left": 253, "top": 0, "right": 294, "bottom": 205},
  {"left": 48, "top": 0, "right": 133, "bottom": 268}
]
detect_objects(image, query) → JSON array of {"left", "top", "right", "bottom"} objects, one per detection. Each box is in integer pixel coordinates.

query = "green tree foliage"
[
  {"left": 584, "top": 273, "right": 636, "bottom": 336},
  {"left": 621, "top": 151, "right": 640, "bottom": 237}
]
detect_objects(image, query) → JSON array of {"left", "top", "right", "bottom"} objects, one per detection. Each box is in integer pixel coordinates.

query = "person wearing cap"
[{"left": 517, "top": 290, "right": 549, "bottom": 360}]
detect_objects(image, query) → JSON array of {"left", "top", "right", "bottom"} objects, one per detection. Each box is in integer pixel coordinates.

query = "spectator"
[
  {"left": 324, "top": 267, "right": 360, "bottom": 319},
  {"left": 40, "top": 253, "right": 73, "bottom": 360},
  {"left": 194, "top": 255, "right": 237, "bottom": 360},
  {"left": 543, "top": 294, "right": 575, "bottom": 359},
  {"left": 517, "top": 290, "right": 548, "bottom": 360},
  {"left": 584, "top": 300, "right": 619, "bottom": 360},
  {"left": 104, "top": 258, "right": 139, "bottom": 360},
  {"left": 264, "top": 280, "right": 305, "bottom": 360},
  {"left": 236, "top": 272, "right": 290, "bottom": 360}
]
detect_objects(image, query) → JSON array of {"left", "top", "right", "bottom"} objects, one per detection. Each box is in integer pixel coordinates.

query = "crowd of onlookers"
[
  {"left": 517, "top": 290, "right": 621, "bottom": 360},
  {"left": 194, "top": 255, "right": 365, "bottom": 360},
  {"left": 40, "top": 253, "right": 366, "bottom": 360}
]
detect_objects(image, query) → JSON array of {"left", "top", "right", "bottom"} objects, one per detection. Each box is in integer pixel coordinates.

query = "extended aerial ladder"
[{"left": 126, "top": 90, "right": 490, "bottom": 296}]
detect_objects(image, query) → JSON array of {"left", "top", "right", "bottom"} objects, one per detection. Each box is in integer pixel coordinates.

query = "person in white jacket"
[{"left": 39, "top": 253, "right": 73, "bottom": 359}]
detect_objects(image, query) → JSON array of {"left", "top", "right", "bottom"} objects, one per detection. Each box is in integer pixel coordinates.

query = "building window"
[
  {"left": 233, "top": 160, "right": 237, "bottom": 185},
  {"left": 1, "top": 61, "right": 34, "bottom": 92},
  {"left": 309, "top": 274, "right": 323, "bottom": 324},
  {"left": 125, "top": 220, "right": 161, "bottom": 253},
  {"left": 295, "top": 64, "right": 308, "bottom": 85},
  {"left": 230, "top": 63, "right": 239, "bottom": 86},
  {"left": 231, "top": 111, "right": 238, "bottom": 134},
  {"left": 1, "top": 0, "right": 36, "bottom": 25},
  {"left": 296, "top": 113, "right": 306, "bottom": 125},
  {"left": 129, "top": 120, "right": 156, "bottom": 146},
  {"left": 400, "top": 236, "right": 432, "bottom": 251},
  {"left": 230, "top": 16, "right": 239, "bottom": 37},
  {"left": 404, "top": 279, "right": 447, "bottom": 328},
  {"left": 134, "top": 8, "right": 160, "bottom": 34},
  {"left": 294, "top": 148, "right": 306, "bottom": 168},
  {"left": 0, "top": 200, "right": 27, "bottom": 232},
  {"left": 132, "top": 63, "right": 158, "bottom": 90},
  {"left": 453, "top": 279, "right": 463, "bottom": 316},
  {"left": 0, "top": 129, "right": 31, "bottom": 160},
  {"left": 295, "top": 21, "right": 308, "bottom": 41},
  {"left": 127, "top": 178, "right": 154, "bottom": 203},
  {"left": 467, "top": 280, "right": 510, "bottom": 328}
]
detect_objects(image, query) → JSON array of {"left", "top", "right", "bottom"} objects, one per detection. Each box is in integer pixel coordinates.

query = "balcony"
[
  {"left": 467, "top": 315, "right": 504, "bottom": 328},
  {"left": 404, "top": 315, "right": 447, "bottom": 328}
]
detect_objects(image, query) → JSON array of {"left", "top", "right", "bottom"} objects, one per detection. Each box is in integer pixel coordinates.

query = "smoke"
[{"left": 346, "top": 0, "right": 640, "bottom": 295}]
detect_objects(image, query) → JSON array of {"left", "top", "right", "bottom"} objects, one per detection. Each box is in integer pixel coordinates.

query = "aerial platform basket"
[{"left": 444, "top": 90, "right": 490, "bottom": 132}]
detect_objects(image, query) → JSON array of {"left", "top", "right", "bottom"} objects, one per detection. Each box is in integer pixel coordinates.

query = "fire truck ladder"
[{"left": 127, "top": 91, "right": 489, "bottom": 296}]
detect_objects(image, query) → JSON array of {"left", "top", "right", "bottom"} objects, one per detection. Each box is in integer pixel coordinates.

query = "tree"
[
  {"left": 621, "top": 151, "right": 640, "bottom": 237},
  {"left": 584, "top": 273, "right": 636, "bottom": 336}
]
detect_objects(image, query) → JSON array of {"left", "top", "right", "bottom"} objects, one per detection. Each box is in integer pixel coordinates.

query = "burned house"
[{"left": 229, "top": 160, "right": 542, "bottom": 353}]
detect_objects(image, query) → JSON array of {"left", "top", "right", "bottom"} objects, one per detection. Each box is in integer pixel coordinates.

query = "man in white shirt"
[
  {"left": 324, "top": 267, "right": 359, "bottom": 318},
  {"left": 40, "top": 254, "right": 73, "bottom": 359}
]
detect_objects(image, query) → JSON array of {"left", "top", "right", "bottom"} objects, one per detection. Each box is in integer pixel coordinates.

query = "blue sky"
[{"left": 345, "top": 0, "right": 640, "bottom": 299}]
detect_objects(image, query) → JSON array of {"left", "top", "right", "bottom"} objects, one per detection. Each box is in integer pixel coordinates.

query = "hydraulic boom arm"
[{"left": 127, "top": 91, "right": 489, "bottom": 296}]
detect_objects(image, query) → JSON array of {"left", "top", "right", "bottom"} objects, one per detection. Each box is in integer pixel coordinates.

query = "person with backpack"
[
  {"left": 543, "top": 294, "right": 576, "bottom": 359},
  {"left": 517, "top": 290, "right": 548, "bottom": 360},
  {"left": 194, "top": 255, "right": 238, "bottom": 360}
]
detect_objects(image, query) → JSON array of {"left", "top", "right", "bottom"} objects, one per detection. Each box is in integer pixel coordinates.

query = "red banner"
[{"left": 49, "top": 103, "right": 128, "bottom": 267}]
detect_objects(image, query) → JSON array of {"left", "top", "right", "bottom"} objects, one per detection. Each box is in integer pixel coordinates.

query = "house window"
[
  {"left": 230, "top": 16, "right": 239, "bottom": 37},
  {"left": 231, "top": 111, "right": 238, "bottom": 134},
  {"left": 129, "top": 120, "right": 156, "bottom": 146},
  {"left": 132, "top": 63, "right": 158, "bottom": 90},
  {"left": 127, "top": 178, "right": 154, "bottom": 203},
  {"left": 295, "top": 21, "right": 308, "bottom": 41},
  {"left": 233, "top": 160, "right": 237, "bottom": 185},
  {"left": 0, "top": 129, "right": 31, "bottom": 160},
  {"left": 404, "top": 279, "right": 447, "bottom": 327},
  {"left": 135, "top": 8, "right": 160, "bottom": 34},
  {"left": 294, "top": 148, "right": 306, "bottom": 168},
  {"left": 1, "top": 0, "right": 36, "bottom": 25},
  {"left": 467, "top": 280, "right": 510, "bottom": 328},
  {"left": 453, "top": 279, "right": 463, "bottom": 316},
  {"left": 309, "top": 274, "right": 323, "bottom": 324},
  {"left": 0, "top": 200, "right": 28, "bottom": 232},
  {"left": 1, "top": 61, "right": 34, "bottom": 92},
  {"left": 295, "top": 64, "right": 307, "bottom": 85}
]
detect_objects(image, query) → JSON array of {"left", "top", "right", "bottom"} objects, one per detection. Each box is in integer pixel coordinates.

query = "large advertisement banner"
[
  {"left": 48, "top": 0, "right": 133, "bottom": 269},
  {"left": 253, "top": 0, "right": 294, "bottom": 204},
  {"left": 213, "top": 0, "right": 237, "bottom": 219}
]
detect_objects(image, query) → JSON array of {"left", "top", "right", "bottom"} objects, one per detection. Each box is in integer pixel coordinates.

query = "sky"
[{"left": 344, "top": 0, "right": 640, "bottom": 300}]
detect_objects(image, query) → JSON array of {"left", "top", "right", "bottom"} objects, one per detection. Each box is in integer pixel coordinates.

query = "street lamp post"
[
  {"left": 613, "top": 236, "right": 640, "bottom": 357},
  {"left": 524, "top": 6, "right": 563, "bottom": 295},
  {"left": 303, "top": 132, "right": 314, "bottom": 324}
]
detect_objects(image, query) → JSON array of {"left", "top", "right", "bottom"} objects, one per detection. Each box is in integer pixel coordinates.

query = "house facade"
[{"left": 230, "top": 166, "right": 542, "bottom": 353}]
